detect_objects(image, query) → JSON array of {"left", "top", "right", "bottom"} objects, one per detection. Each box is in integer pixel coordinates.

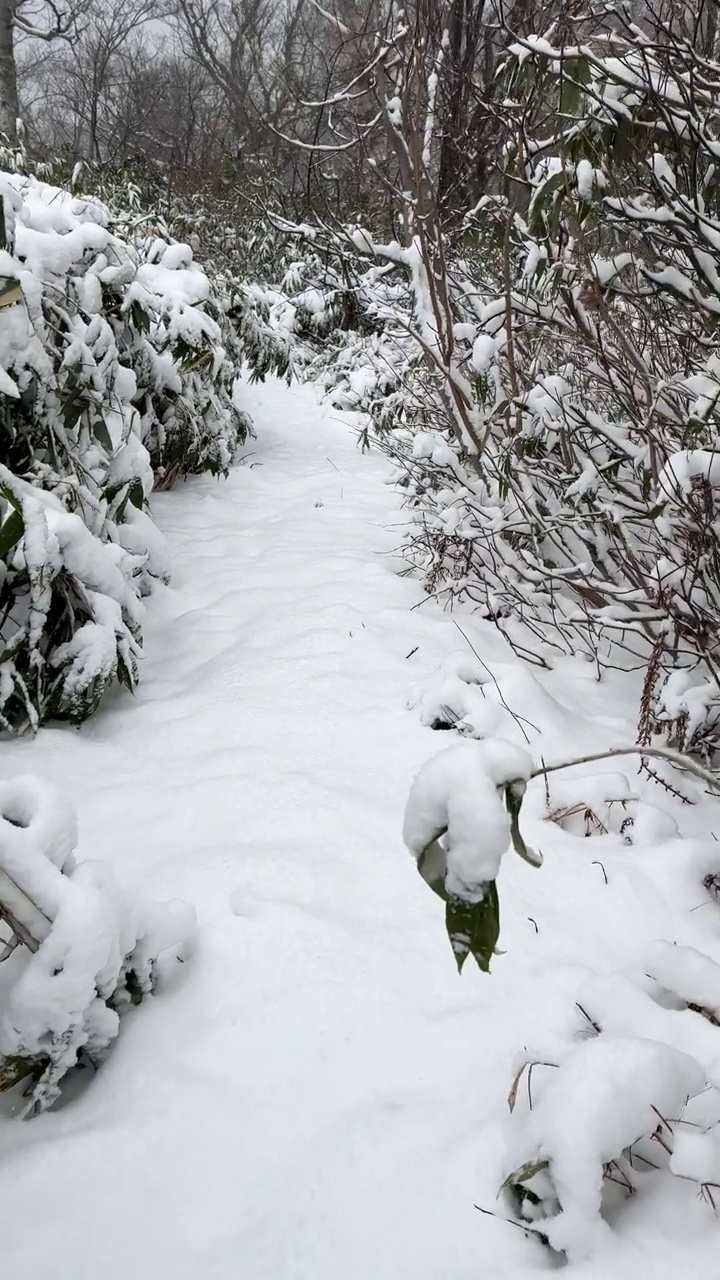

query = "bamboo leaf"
[
  {"left": 0, "top": 506, "right": 23, "bottom": 559},
  {"left": 91, "top": 416, "right": 114, "bottom": 454},
  {"left": 0, "top": 276, "right": 23, "bottom": 308},
  {"left": 501, "top": 1159, "right": 550, "bottom": 1191},
  {"left": 446, "top": 881, "right": 500, "bottom": 974},
  {"left": 505, "top": 781, "right": 543, "bottom": 867},
  {"left": 528, "top": 169, "right": 568, "bottom": 237},
  {"left": 0, "top": 1054, "right": 47, "bottom": 1093}
]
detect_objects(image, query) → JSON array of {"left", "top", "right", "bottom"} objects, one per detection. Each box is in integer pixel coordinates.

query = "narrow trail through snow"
[{"left": 0, "top": 380, "right": 716, "bottom": 1280}]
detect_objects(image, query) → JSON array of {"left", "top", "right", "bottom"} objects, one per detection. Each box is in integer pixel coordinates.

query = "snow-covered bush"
[
  {"left": 0, "top": 774, "right": 194, "bottom": 1114},
  {"left": 501, "top": 1036, "right": 707, "bottom": 1259},
  {"left": 60, "top": 160, "right": 420, "bottom": 438},
  {"left": 274, "top": 13, "right": 720, "bottom": 756},
  {"left": 404, "top": 733, "right": 720, "bottom": 1256},
  {"left": 0, "top": 169, "right": 248, "bottom": 730},
  {"left": 55, "top": 160, "right": 303, "bottom": 385},
  {"left": 498, "top": 934, "right": 720, "bottom": 1259},
  {"left": 389, "top": 25, "right": 720, "bottom": 755}
]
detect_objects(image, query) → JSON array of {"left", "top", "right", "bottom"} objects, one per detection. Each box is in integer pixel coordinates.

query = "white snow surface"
[{"left": 1, "top": 378, "right": 720, "bottom": 1276}]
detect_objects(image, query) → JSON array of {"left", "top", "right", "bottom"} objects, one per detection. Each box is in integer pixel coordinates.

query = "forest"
[{"left": 1, "top": 1, "right": 720, "bottom": 1275}]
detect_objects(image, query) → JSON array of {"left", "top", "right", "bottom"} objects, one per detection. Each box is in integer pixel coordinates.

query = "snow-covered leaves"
[
  {"left": 0, "top": 774, "right": 195, "bottom": 1114},
  {"left": 0, "top": 170, "right": 247, "bottom": 730},
  {"left": 403, "top": 738, "right": 536, "bottom": 971},
  {"left": 503, "top": 1037, "right": 707, "bottom": 1259},
  {"left": 405, "top": 695, "right": 720, "bottom": 1254}
]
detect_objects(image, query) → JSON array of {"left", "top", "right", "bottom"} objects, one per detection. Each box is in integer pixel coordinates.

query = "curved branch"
[
  {"left": 530, "top": 746, "right": 720, "bottom": 793},
  {"left": 268, "top": 110, "right": 381, "bottom": 151}
]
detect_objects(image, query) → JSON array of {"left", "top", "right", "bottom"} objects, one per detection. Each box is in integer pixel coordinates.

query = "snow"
[
  {"left": 660, "top": 448, "right": 720, "bottom": 498},
  {"left": 576, "top": 158, "right": 595, "bottom": 199},
  {"left": 471, "top": 332, "right": 499, "bottom": 374},
  {"left": 0, "top": 775, "right": 195, "bottom": 1113},
  {"left": 576, "top": 973, "right": 720, "bottom": 1090},
  {"left": 403, "top": 739, "right": 533, "bottom": 899},
  {"left": 2, "top": 378, "right": 720, "bottom": 1276},
  {"left": 670, "top": 1129, "right": 720, "bottom": 1184},
  {"left": 505, "top": 1035, "right": 705, "bottom": 1259},
  {"left": 647, "top": 941, "right": 720, "bottom": 1013}
]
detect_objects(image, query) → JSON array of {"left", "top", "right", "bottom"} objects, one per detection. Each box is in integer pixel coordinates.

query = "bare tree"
[
  {"left": 29, "top": 0, "right": 159, "bottom": 159},
  {"left": 0, "top": 0, "right": 92, "bottom": 141}
]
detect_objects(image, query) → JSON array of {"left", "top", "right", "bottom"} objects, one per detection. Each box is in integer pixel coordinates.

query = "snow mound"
[
  {"left": 505, "top": 1036, "right": 707, "bottom": 1260},
  {"left": 0, "top": 775, "right": 195, "bottom": 1115}
]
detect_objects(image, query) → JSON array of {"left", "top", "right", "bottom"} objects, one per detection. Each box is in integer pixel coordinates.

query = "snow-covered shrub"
[
  {"left": 63, "top": 160, "right": 421, "bottom": 432},
  {"left": 0, "top": 169, "right": 246, "bottom": 730},
  {"left": 0, "top": 774, "right": 194, "bottom": 1114},
  {"left": 275, "top": 14, "right": 720, "bottom": 756},
  {"left": 385, "top": 25, "right": 720, "bottom": 755},
  {"left": 404, "top": 734, "right": 720, "bottom": 1255},
  {"left": 501, "top": 1036, "right": 707, "bottom": 1259},
  {"left": 55, "top": 160, "right": 302, "bottom": 387},
  {"left": 498, "top": 934, "right": 720, "bottom": 1258}
]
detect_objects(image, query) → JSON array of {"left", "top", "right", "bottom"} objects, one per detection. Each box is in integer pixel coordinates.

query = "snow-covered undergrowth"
[
  {"left": 0, "top": 170, "right": 251, "bottom": 731},
  {"left": 0, "top": 378, "right": 718, "bottom": 1279},
  {"left": 404, "top": 645, "right": 720, "bottom": 1260},
  {"left": 0, "top": 773, "right": 194, "bottom": 1116},
  {"left": 264, "top": 26, "right": 720, "bottom": 764},
  {"left": 387, "top": 34, "right": 720, "bottom": 757}
]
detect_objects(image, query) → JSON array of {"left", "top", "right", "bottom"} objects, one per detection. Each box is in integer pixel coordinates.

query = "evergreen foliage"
[
  {"left": 0, "top": 774, "right": 194, "bottom": 1114},
  {"left": 0, "top": 168, "right": 249, "bottom": 731}
]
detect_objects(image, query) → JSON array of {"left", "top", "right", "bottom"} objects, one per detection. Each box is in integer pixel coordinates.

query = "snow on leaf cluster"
[
  {"left": 0, "top": 169, "right": 248, "bottom": 730},
  {"left": 0, "top": 774, "right": 194, "bottom": 1114}
]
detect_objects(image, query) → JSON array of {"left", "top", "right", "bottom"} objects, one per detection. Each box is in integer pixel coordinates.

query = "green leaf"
[
  {"left": 505, "top": 781, "right": 543, "bottom": 867},
  {"left": 446, "top": 881, "right": 500, "bottom": 974},
  {"left": 128, "top": 478, "right": 145, "bottom": 509},
  {"left": 0, "top": 506, "right": 23, "bottom": 559},
  {"left": 0, "top": 1053, "right": 47, "bottom": 1093},
  {"left": 117, "top": 654, "right": 137, "bottom": 693},
  {"left": 528, "top": 168, "right": 568, "bottom": 238},
  {"left": 417, "top": 836, "right": 449, "bottom": 901},
  {"left": 501, "top": 1159, "right": 550, "bottom": 1191},
  {"left": 0, "top": 276, "right": 23, "bottom": 308},
  {"left": 610, "top": 119, "right": 634, "bottom": 164},
  {"left": 576, "top": 198, "right": 593, "bottom": 227},
  {"left": 129, "top": 301, "right": 150, "bottom": 334},
  {"left": 560, "top": 70, "right": 581, "bottom": 118},
  {"left": 91, "top": 416, "right": 114, "bottom": 454},
  {"left": 61, "top": 386, "right": 86, "bottom": 431}
]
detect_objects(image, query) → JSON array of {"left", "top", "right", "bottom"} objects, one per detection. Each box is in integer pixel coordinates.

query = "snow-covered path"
[{"left": 0, "top": 380, "right": 718, "bottom": 1279}]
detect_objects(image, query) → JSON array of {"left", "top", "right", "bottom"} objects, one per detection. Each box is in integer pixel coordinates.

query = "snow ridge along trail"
[{"left": 0, "top": 379, "right": 718, "bottom": 1279}]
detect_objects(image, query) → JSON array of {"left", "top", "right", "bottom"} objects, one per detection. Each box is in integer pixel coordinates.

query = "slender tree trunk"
[
  {"left": 0, "top": 0, "right": 18, "bottom": 144},
  {"left": 698, "top": 0, "right": 719, "bottom": 55}
]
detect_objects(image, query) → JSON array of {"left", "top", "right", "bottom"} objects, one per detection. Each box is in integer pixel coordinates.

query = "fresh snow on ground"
[{"left": 1, "top": 377, "right": 720, "bottom": 1277}]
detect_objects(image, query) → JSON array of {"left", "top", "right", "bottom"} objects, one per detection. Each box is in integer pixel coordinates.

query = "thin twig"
[{"left": 530, "top": 746, "right": 720, "bottom": 794}]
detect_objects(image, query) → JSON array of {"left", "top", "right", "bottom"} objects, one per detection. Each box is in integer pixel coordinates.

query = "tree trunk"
[
  {"left": 0, "top": 0, "right": 18, "bottom": 145},
  {"left": 697, "top": 0, "right": 719, "bottom": 55}
]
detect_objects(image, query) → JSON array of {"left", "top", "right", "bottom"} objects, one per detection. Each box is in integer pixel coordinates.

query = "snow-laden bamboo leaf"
[{"left": 446, "top": 881, "right": 500, "bottom": 974}]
